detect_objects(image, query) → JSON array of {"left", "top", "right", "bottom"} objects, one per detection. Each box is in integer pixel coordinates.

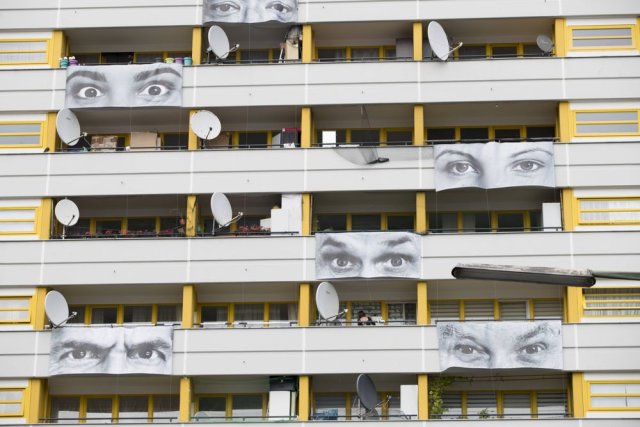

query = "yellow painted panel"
[
  {"left": 298, "top": 376, "right": 310, "bottom": 421},
  {"left": 412, "top": 23, "right": 423, "bottom": 60},
  {"left": 298, "top": 283, "right": 311, "bottom": 327},
  {"left": 191, "top": 27, "right": 202, "bottom": 65},
  {"left": 182, "top": 285, "right": 197, "bottom": 328},
  {"left": 417, "top": 374, "right": 428, "bottom": 420},
  {"left": 413, "top": 105, "right": 424, "bottom": 145},
  {"left": 179, "top": 377, "right": 192, "bottom": 422}
]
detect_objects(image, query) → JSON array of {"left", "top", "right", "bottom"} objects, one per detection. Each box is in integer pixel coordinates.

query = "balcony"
[
  {"left": 1, "top": 322, "right": 638, "bottom": 377},
  {"left": 1, "top": 56, "right": 640, "bottom": 112},
  {"left": 1, "top": 142, "right": 639, "bottom": 198}
]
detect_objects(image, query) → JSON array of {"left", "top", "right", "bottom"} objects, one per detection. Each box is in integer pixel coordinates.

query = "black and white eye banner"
[
  {"left": 434, "top": 141, "right": 555, "bottom": 191},
  {"left": 49, "top": 326, "right": 173, "bottom": 375},
  {"left": 65, "top": 63, "right": 183, "bottom": 108},
  {"left": 203, "top": 0, "right": 299, "bottom": 24},
  {"left": 438, "top": 320, "right": 562, "bottom": 370},
  {"left": 315, "top": 232, "right": 421, "bottom": 280}
]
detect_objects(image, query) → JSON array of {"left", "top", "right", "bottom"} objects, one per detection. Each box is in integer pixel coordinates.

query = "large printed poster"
[
  {"left": 434, "top": 141, "right": 555, "bottom": 191},
  {"left": 49, "top": 326, "right": 173, "bottom": 375},
  {"left": 437, "top": 321, "right": 563, "bottom": 370},
  {"left": 315, "top": 232, "right": 421, "bottom": 280},
  {"left": 65, "top": 63, "right": 183, "bottom": 108},
  {"left": 203, "top": 0, "right": 299, "bottom": 23}
]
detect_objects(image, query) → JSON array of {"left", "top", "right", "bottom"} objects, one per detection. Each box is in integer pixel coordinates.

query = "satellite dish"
[
  {"left": 211, "top": 192, "right": 233, "bottom": 226},
  {"left": 356, "top": 374, "right": 379, "bottom": 412},
  {"left": 427, "top": 21, "right": 463, "bottom": 61},
  {"left": 44, "top": 290, "right": 75, "bottom": 327},
  {"left": 56, "top": 109, "right": 83, "bottom": 146},
  {"left": 191, "top": 110, "right": 221, "bottom": 140},
  {"left": 316, "top": 281, "right": 341, "bottom": 320},
  {"left": 208, "top": 25, "right": 239, "bottom": 60},
  {"left": 54, "top": 199, "right": 80, "bottom": 226},
  {"left": 536, "top": 34, "right": 554, "bottom": 54}
]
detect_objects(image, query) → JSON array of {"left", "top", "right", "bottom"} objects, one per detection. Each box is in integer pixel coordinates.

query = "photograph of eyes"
[
  {"left": 64, "top": 63, "right": 183, "bottom": 108},
  {"left": 315, "top": 232, "right": 421, "bottom": 280},
  {"left": 49, "top": 326, "right": 173, "bottom": 375},
  {"left": 438, "top": 321, "right": 562, "bottom": 371},
  {"left": 433, "top": 141, "right": 555, "bottom": 191},
  {"left": 203, "top": 0, "right": 298, "bottom": 23}
]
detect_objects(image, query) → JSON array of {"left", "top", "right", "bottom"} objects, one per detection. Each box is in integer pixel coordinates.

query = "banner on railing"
[
  {"left": 434, "top": 141, "right": 555, "bottom": 191},
  {"left": 437, "top": 320, "right": 563, "bottom": 370},
  {"left": 315, "top": 231, "right": 421, "bottom": 279},
  {"left": 64, "top": 63, "right": 183, "bottom": 108},
  {"left": 203, "top": 0, "right": 299, "bottom": 24},
  {"left": 49, "top": 326, "right": 173, "bottom": 375}
]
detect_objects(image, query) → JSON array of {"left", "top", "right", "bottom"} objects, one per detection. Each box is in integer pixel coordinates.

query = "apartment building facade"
[{"left": 0, "top": 1, "right": 639, "bottom": 426}]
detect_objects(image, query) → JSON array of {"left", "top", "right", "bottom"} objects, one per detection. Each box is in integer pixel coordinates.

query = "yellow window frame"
[
  {"left": 572, "top": 109, "right": 640, "bottom": 137},
  {"left": 429, "top": 298, "right": 562, "bottom": 322},
  {"left": 569, "top": 24, "right": 639, "bottom": 51},
  {"left": 587, "top": 380, "right": 640, "bottom": 411},
  {"left": 50, "top": 394, "right": 177, "bottom": 422},
  {"left": 0, "top": 295, "right": 32, "bottom": 324},
  {"left": 0, "top": 121, "right": 44, "bottom": 148},
  {"left": 198, "top": 302, "right": 296, "bottom": 326},
  {"left": 0, "top": 388, "right": 25, "bottom": 417},
  {"left": 0, "top": 206, "right": 39, "bottom": 235},
  {"left": 75, "top": 304, "right": 179, "bottom": 325},
  {"left": 0, "top": 38, "right": 50, "bottom": 66},
  {"left": 576, "top": 197, "right": 640, "bottom": 225}
]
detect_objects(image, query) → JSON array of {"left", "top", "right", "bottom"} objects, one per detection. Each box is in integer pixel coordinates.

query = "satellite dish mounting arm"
[{"left": 50, "top": 311, "right": 78, "bottom": 328}]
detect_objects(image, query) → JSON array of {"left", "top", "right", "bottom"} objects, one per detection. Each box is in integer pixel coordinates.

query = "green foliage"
[
  {"left": 478, "top": 408, "right": 491, "bottom": 419},
  {"left": 428, "top": 376, "right": 457, "bottom": 419}
]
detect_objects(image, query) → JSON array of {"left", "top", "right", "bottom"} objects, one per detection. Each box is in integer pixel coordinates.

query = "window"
[
  {"left": 200, "top": 303, "right": 296, "bottom": 327},
  {"left": 386, "top": 130, "right": 412, "bottom": 146},
  {"left": 351, "top": 47, "right": 380, "bottom": 61},
  {"left": 238, "top": 132, "right": 269, "bottom": 148},
  {"left": 439, "top": 389, "right": 566, "bottom": 419},
  {"left": 583, "top": 288, "right": 640, "bottom": 317},
  {"left": 427, "top": 126, "right": 555, "bottom": 143},
  {"left": 313, "top": 394, "right": 346, "bottom": 420},
  {"left": 49, "top": 395, "right": 177, "bottom": 423},
  {"left": 0, "top": 39, "right": 49, "bottom": 65},
  {"left": 240, "top": 49, "right": 270, "bottom": 64},
  {"left": 70, "top": 304, "right": 180, "bottom": 325},
  {"left": 317, "top": 48, "right": 347, "bottom": 62},
  {"left": 350, "top": 129, "right": 380, "bottom": 146},
  {"left": 429, "top": 211, "right": 540, "bottom": 233},
  {"left": 126, "top": 218, "right": 157, "bottom": 237},
  {"left": 0, "top": 296, "right": 31, "bottom": 323},
  {"left": 161, "top": 133, "right": 188, "bottom": 150},
  {"left": 0, "top": 122, "right": 42, "bottom": 148},
  {"left": 589, "top": 382, "right": 640, "bottom": 410},
  {"left": 574, "top": 110, "right": 639, "bottom": 136},
  {"left": 460, "top": 127, "right": 489, "bottom": 142},
  {"left": 0, "top": 389, "right": 24, "bottom": 416},
  {"left": 314, "top": 213, "right": 415, "bottom": 232},
  {"left": 0, "top": 206, "right": 38, "bottom": 235},
  {"left": 570, "top": 25, "right": 637, "bottom": 50},
  {"left": 577, "top": 198, "right": 640, "bottom": 225},
  {"left": 387, "top": 302, "right": 416, "bottom": 325},
  {"left": 197, "top": 395, "right": 265, "bottom": 420},
  {"left": 429, "top": 299, "right": 561, "bottom": 323}
]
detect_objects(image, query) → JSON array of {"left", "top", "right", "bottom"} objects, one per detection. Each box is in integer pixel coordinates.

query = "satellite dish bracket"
[{"left": 50, "top": 311, "right": 78, "bottom": 329}]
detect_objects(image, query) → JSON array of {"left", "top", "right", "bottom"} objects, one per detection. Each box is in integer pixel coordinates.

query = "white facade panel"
[
  {"left": 1, "top": 142, "right": 639, "bottom": 198},
  {"left": 0, "top": 232, "right": 638, "bottom": 285}
]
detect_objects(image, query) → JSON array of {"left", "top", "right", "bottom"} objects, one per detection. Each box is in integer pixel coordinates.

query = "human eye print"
[
  {"left": 69, "top": 83, "right": 107, "bottom": 105},
  {"left": 205, "top": 0, "right": 242, "bottom": 20},
  {"left": 515, "top": 341, "right": 549, "bottom": 364},
  {"left": 445, "top": 160, "right": 480, "bottom": 176},
  {"left": 265, "top": 0, "right": 295, "bottom": 21},
  {"left": 126, "top": 342, "right": 167, "bottom": 362},
  {"left": 509, "top": 159, "right": 545, "bottom": 174},
  {"left": 452, "top": 341, "right": 489, "bottom": 363},
  {"left": 322, "top": 251, "right": 361, "bottom": 276},
  {"left": 375, "top": 252, "right": 416, "bottom": 275},
  {"left": 137, "top": 82, "right": 173, "bottom": 99},
  {"left": 54, "top": 342, "right": 110, "bottom": 371}
]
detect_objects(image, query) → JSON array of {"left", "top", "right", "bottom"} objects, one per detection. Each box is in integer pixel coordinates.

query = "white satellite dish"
[
  {"left": 54, "top": 199, "right": 80, "bottom": 226},
  {"left": 208, "top": 25, "right": 239, "bottom": 60},
  {"left": 56, "top": 109, "right": 84, "bottom": 146},
  {"left": 427, "top": 21, "right": 463, "bottom": 61},
  {"left": 536, "top": 34, "right": 554, "bottom": 54},
  {"left": 210, "top": 193, "right": 243, "bottom": 233},
  {"left": 44, "top": 290, "right": 76, "bottom": 327},
  {"left": 191, "top": 110, "right": 222, "bottom": 140},
  {"left": 316, "top": 281, "right": 348, "bottom": 321}
]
